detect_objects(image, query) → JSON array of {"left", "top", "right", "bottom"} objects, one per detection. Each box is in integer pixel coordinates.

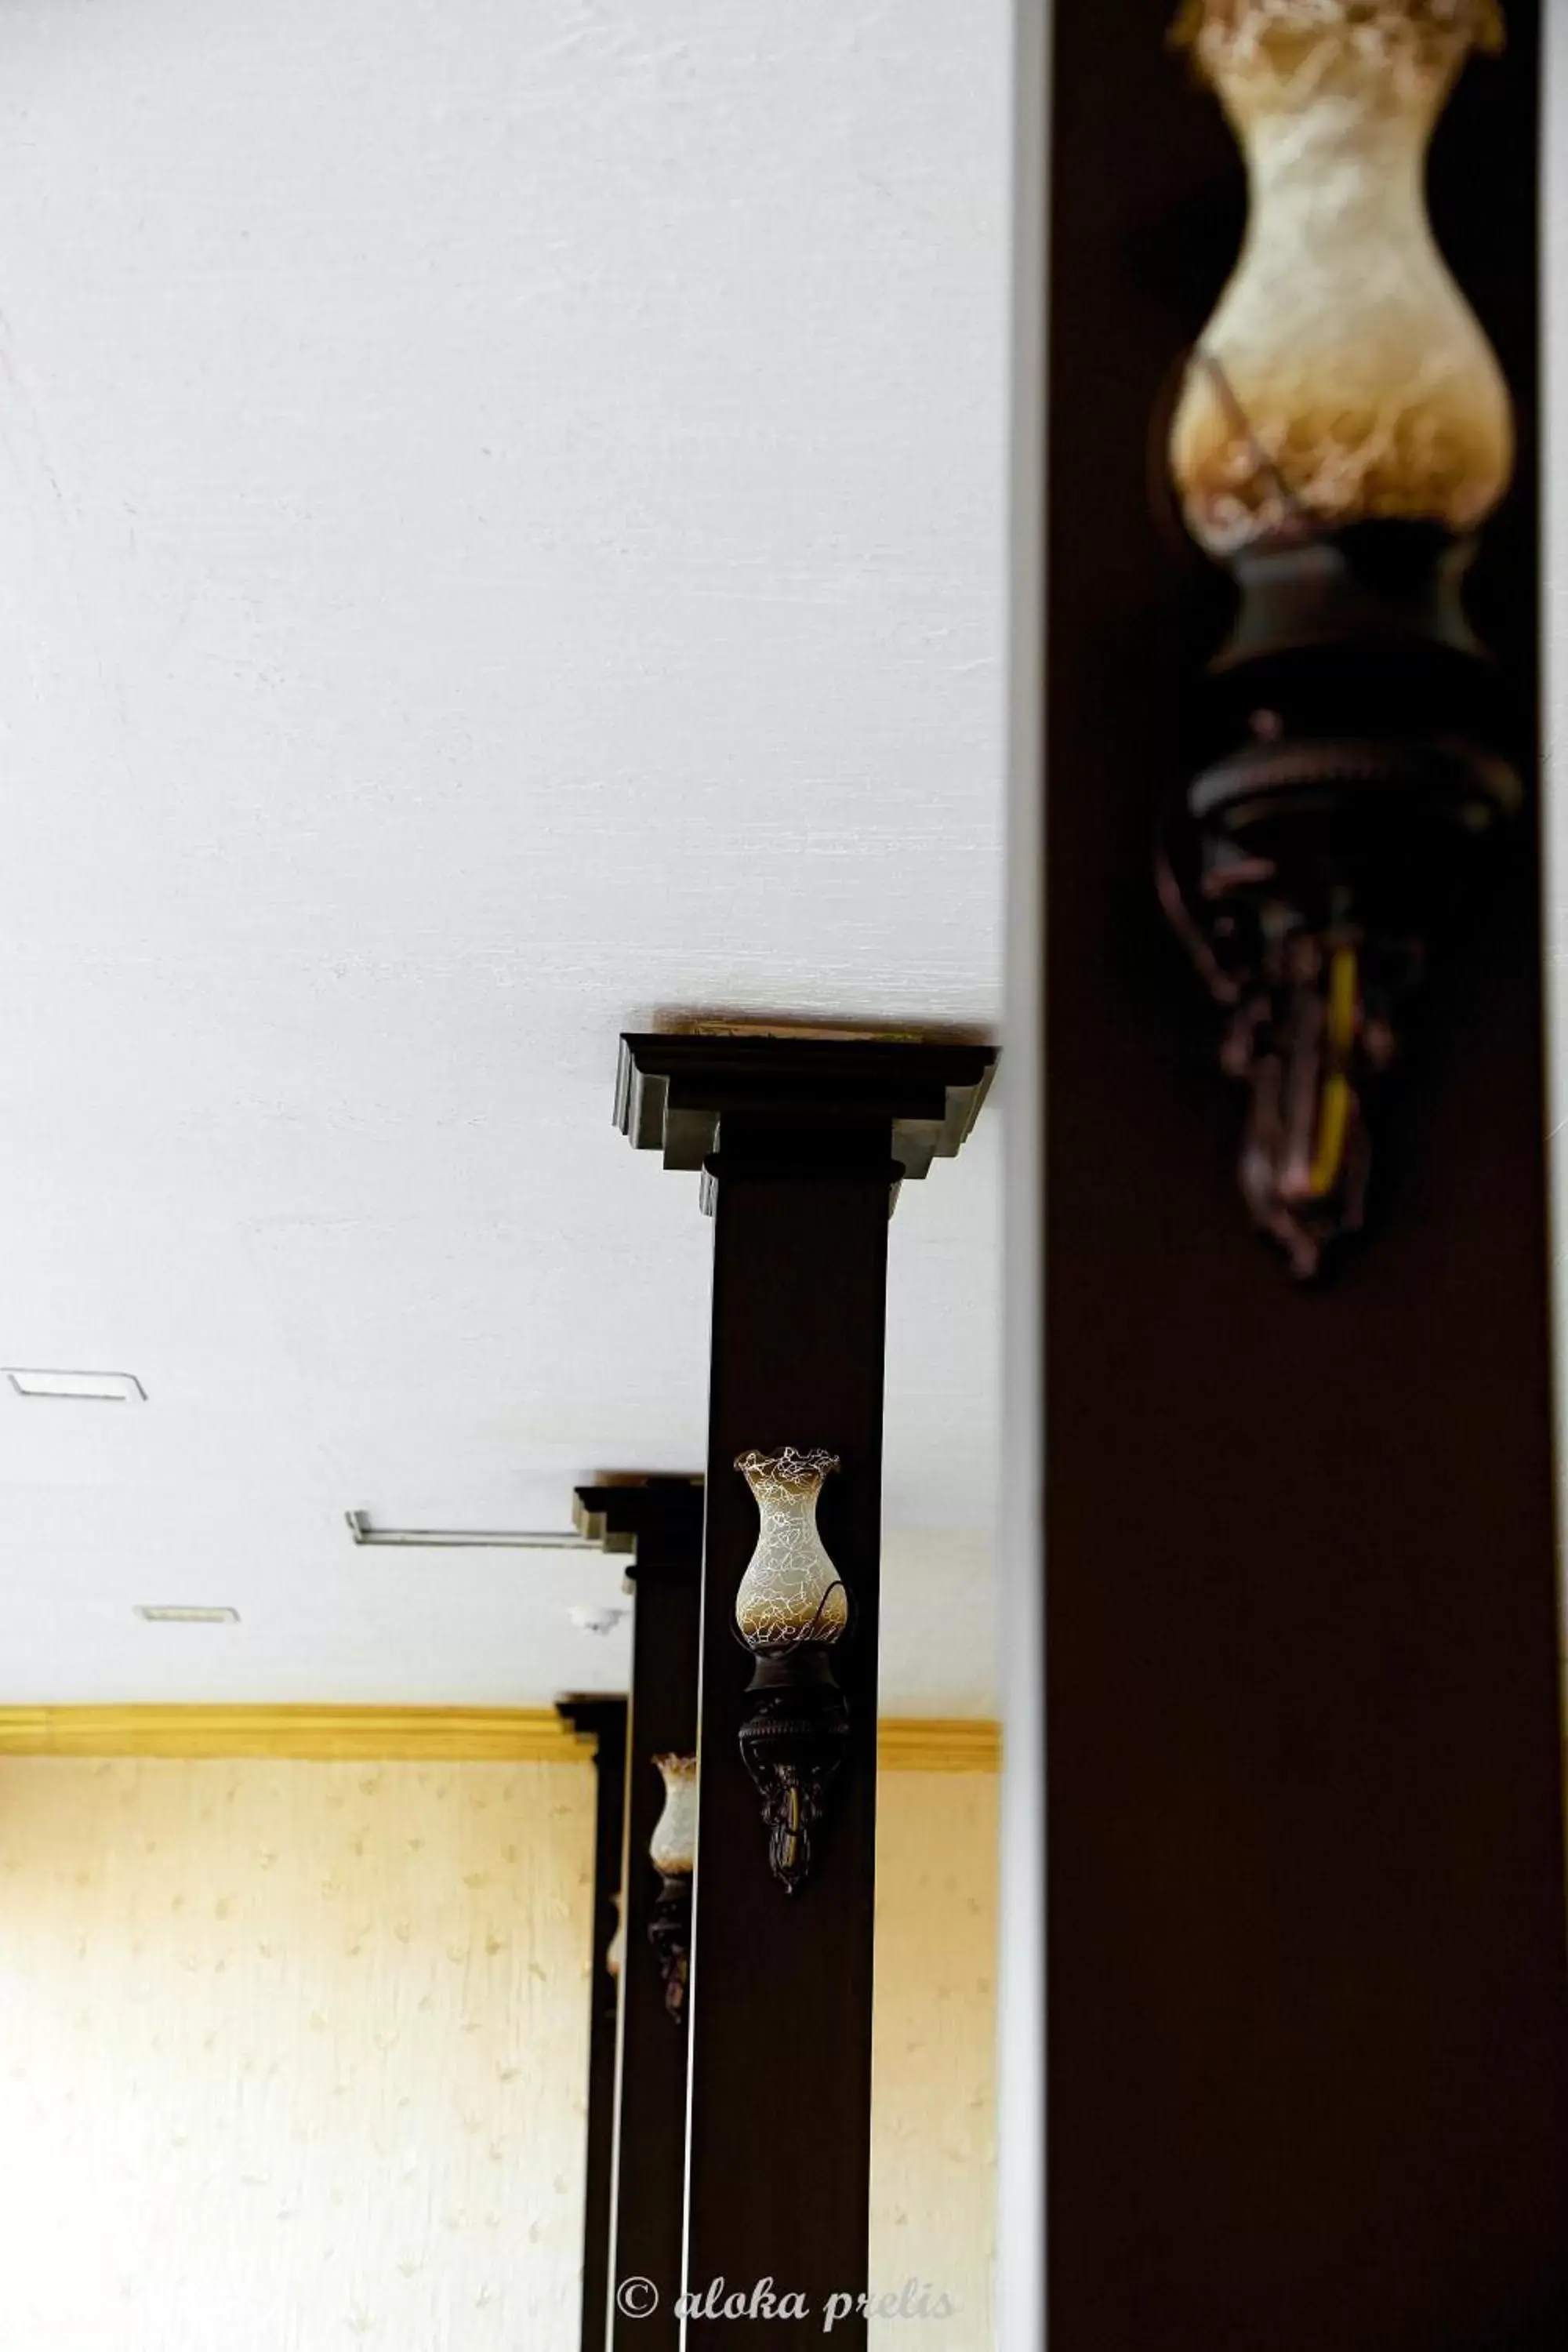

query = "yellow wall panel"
[{"left": 0, "top": 1754, "right": 998, "bottom": 2348}]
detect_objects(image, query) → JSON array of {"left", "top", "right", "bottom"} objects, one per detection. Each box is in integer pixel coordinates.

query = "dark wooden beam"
[
  {"left": 1021, "top": 2, "right": 1568, "bottom": 2343},
  {"left": 556, "top": 1694, "right": 629, "bottom": 2352},
  {"left": 619, "top": 1033, "right": 993, "bottom": 2350},
  {"left": 573, "top": 1478, "right": 705, "bottom": 2351}
]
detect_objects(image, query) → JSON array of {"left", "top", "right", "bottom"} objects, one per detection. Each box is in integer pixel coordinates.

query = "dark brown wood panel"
[
  {"left": 575, "top": 1479, "right": 705, "bottom": 2351},
  {"left": 614, "top": 1033, "right": 992, "bottom": 2350},
  {"left": 556, "top": 1696, "right": 628, "bottom": 2352},
  {"left": 683, "top": 1129, "right": 891, "bottom": 2351},
  {"left": 1034, "top": 3, "right": 1568, "bottom": 2344}
]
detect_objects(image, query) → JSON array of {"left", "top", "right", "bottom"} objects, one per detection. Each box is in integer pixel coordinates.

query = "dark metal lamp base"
[{"left": 1160, "top": 523, "right": 1521, "bottom": 1278}]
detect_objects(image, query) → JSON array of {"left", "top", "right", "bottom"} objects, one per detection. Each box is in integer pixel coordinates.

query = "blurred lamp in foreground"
[
  {"left": 733, "top": 1446, "right": 850, "bottom": 1893},
  {"left": 606, "top": 1888, "right": 626, "bottom": 1982},
  {"left": 648, "top": 1754, "right": 696, "bottom": 2024},
  {"left": 1160, "top": 0, "right": 1519, "bottom": 1276}
]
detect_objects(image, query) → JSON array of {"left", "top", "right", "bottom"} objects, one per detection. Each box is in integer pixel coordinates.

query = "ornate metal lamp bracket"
[{"left": 1159, "top": 0, "right": 1520, "bottom": 1278}]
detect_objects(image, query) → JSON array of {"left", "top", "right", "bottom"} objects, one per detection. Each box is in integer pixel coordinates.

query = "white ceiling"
[{"left": 0, "top": 0, "right": 1009, "bottom": 1708}]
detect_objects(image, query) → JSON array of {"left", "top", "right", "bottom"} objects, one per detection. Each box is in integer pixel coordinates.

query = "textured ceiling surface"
[{"left": 0, "top": 0, "right": 1009, "bottom": 1706}]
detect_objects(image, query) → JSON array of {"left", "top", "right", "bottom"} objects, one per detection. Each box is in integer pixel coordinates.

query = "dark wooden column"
[
  {"left": 556, "top": 1694, "right": 629, "bottom": 2352},
  {"left": 617, "top": 1034, "right": 993, "bottom": 2350},
  {"left": 1019, "top": 3, "right": 1568, "bottom": 2346},
  {"left": 573, "top": 1477, "right": 705, "bottom": 2350}
]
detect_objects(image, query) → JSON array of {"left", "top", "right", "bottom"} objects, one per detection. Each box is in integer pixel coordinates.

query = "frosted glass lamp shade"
[
  {"left": 648, "top": 1753, "right": 697, "bottom": 1878},
  {"left": 732, "top": 1447, "right": 847, "bottom": 1655},
  {"left": 1167, "top": 0, "right": 1513, "bottom": 557}
]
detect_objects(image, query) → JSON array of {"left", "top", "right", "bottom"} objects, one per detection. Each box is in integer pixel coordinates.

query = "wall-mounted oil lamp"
[
  {"left": 647, "top": 1752, "right": 696, "bottom": 2024},
  {"left": 1160, "top": 0, "right": 1519, "bottom": 1276},
  {"left": 732, "top": 1446, "right": 850, "bottom": 1895}
]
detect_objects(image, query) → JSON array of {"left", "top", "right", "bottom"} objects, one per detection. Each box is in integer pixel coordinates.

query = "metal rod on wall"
[{"left": 344, "top": 1510, "right": 593, "bottom": 1551}]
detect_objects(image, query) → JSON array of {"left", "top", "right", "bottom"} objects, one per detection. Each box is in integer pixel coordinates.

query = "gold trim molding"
[
  {"left": 877, "top": 1717, "right": 1000, "bottom": 1773},
  {"left": 0, "top": 1705, "right": 1000, "bottom": 1772},
  {"left": 0, "top": 1706, "right": 583, "bottom": 1763}
]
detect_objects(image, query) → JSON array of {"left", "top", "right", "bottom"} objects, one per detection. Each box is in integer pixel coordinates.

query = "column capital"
[
  {"left": 554, "top": 1694, "right": 629, "bottom": 1755},
  {"left": 614, "top": 1032, "right": 996, "bottom": 1200},
  {"left": 572, "top": 1475, "right": 704, "bottom": 1577}
]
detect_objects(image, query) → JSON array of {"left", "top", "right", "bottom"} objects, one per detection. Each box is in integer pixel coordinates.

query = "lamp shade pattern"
[
  {"left": 1167, "top": 0, "right": 1512, "bottom": 557},
  {"left": 732, "top": 1448, "right": 847, "bottom": 1655},
  {"left": 648, "top": 1754, "right": 696, "bottom": 1878}
]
